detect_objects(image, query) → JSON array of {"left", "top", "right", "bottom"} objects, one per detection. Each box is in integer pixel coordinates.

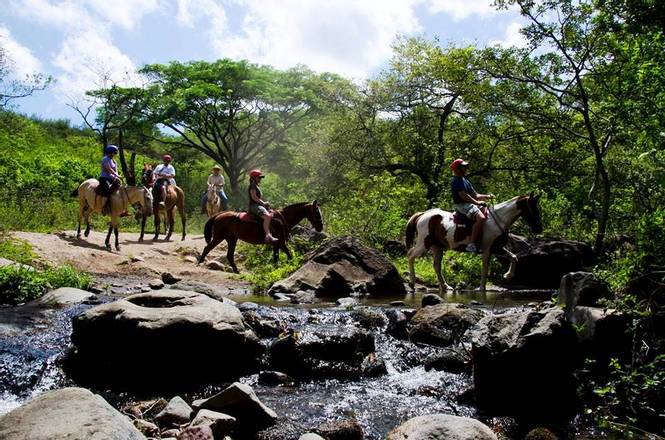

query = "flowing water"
[{"left": 0, "top": 286, "right": 556, "bottom": 438}]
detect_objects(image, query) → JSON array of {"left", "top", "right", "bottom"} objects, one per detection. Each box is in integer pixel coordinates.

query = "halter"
[{"left": 488, "top": 206, "right": 507, "bottom": 237}]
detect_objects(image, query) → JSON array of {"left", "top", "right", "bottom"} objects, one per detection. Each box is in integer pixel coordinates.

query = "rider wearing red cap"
[
  {"left": 450, "top": 159, "right": 493, "bottom": 253},
  {"left": 248, "top": 169, "right": 278, "bottom": 243},
  {"left": 154, "top": 154, "right": 176, "bottom": 207}
]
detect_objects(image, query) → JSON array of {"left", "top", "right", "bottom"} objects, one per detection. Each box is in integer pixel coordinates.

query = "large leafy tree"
[{"left": 140, "top": 59, "right": 343, "bottom": 203}]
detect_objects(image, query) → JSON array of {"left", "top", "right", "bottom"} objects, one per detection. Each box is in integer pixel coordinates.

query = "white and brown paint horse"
[
  {"left": 205, "top": 183, "right": 223, "bottom": 217},
  {"left": 73, "top": 178, "right": 154, "bottom": 250},
  {"left": 405, "top": 193, "right": 543, "bottom": 292}
]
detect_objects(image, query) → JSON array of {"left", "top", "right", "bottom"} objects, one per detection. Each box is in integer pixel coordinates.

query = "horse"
[
  {"left": 205, "top": 183, "right": 223, "bottom": 217},
  {"left": 405, "top": 193, "right": 542, "bottom": 292},
  {"left": 197, "top": 201, "right": 323, "bottom": 273},
  {"left": 72, "top": 178, "right": 154, "bottom": 250},
  {"left": 152, "top": 183, "right": 186, "bottom": 241}
]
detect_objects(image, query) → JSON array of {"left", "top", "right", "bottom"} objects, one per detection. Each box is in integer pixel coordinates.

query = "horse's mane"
[
  {"left": 281, "top": 201, "right": 312, "bottom": 210},
  {"left": 493, "top": 195, "right": 526, "bottom": 209}
]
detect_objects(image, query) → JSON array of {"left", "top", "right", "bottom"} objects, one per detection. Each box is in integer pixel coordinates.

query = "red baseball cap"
[{"left": 450, "top": 158, "right": 469, "bottom": 171}]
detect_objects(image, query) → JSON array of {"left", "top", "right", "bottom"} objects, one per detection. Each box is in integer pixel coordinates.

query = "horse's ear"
[
  {"left": 529, "top": 191, "right": 534, "bottom": 198},
  {"left": 313, "top": 199, "right": 318, "bottom": 207}
]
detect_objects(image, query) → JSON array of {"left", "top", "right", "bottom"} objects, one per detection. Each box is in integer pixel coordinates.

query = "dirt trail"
[{"left": 12, "top": 230, "right": 249, "bottom": 291}]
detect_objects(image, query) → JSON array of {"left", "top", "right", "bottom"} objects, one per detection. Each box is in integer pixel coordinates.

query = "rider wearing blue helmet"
[{"left": 99, "top": 145, "right": 127, "bottom": 215}]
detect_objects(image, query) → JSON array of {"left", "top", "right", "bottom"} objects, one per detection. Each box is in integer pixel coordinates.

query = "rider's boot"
[{"left": 264, "top": 233, "right": 278, "bottom": 244}]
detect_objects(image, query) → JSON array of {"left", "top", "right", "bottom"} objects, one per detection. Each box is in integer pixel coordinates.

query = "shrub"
[{"left": 0, "top": 264, "right": 92, "bottom": 306}]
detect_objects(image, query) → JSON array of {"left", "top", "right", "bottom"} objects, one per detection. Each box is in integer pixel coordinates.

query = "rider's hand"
[
  {"left": 477, "top": 201, "right": 487, "bottom": 207},
  {"left": 264, "top": 202, "right": 271, "bottom": 209}
]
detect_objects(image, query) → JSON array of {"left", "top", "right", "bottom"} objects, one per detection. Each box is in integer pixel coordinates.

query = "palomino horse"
[
  {"left": 153, "top": 184, "right": 186, "bottom": 241},
  {"left": 405, "top": 193, "right": 542, "bottom": 292},
  {"left": 197, "top": 201, "right": 323, "bottom": 272},
  {"left": 205, "top": 183, "right": 223, "bottom": 217},
  {"left": 73, "top": 178, "right": 154, "bottom": 250}
]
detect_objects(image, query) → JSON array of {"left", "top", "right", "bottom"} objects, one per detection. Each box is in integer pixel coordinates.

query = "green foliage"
[
  {"left": 237, "top": 243, "right": 304, "bottom": 293},
  {"left": 590, "top": 355, "right": 665, "bottom": 437},
  {"left": 0, "top": 235, "right": 37, "bottom": 265},
  {"left": 0, "top": 264, "right": 92, "bottom": 306}
]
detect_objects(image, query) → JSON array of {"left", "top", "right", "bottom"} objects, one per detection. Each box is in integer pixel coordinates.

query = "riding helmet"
[{"left": 105, "top": 144, "right": 119, "bottom": 154}]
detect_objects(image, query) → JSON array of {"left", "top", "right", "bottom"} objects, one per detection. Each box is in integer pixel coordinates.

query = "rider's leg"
[
  {"left": 470, "top": 210, "right": 487, "bottom": 245},
  {"left": 160, "top": 183, "right": 167, "bottom": 207},
  {"left": 201, "top": 192, "right": 208, "bottom": 214},
  {"left": 219, "top": 190, "right": 228, "bottom": 210},
  {"left": 262, "top": 213, "right": 277, "bottom": 243}
]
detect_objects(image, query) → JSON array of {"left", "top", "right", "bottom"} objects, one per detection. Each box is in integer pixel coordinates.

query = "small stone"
[
  {"left": 190, "top": 409, "right": 236, "bottom": 438},
  {"left": 258, "top": 370, "right": 294, "bottom": 386},
  {"left": 155, "top": 396, "right": 193, "bottom": 426},
  {"left": 336, "top": 297, "right": 358, "bottom": 307},
  {"left": 525, "top": 427, "right": 559, "bottom": 440},
  {"left": 422, "top": 293, "right": 443, "bottom": 307},
  {"left": 162, "top": 272, "right": 182, "bottom": 285},
  {"left": 141, "top": 286, "right": 151, "bottom": 292},
  {"left": 130, "top": 256, "right": 145, "bottom": 263},
  {"left": 177, "top": 425, "right": 214, "bottom": 440},
  {"left": 315, "top": 419, "right": 364, "bottom": 440},
  {"left": 390, "top": 301, "right": 406, "bottom": 306},
  {"left": 300, "top": 434, "right": 326, "bottom": 440},
  {"left": 133, "top": 419, "right": 159, "bottom": 436},
  {"left": 207, "top": 260, "right": 226, "bottom": 271},
  {"left": 149, "top": 279, "right": 165, "bottom": 289},
  {"left": 470, "top": 300, "right": 483, "bottom": 306},
  {"left": 162, "top": 428, "right": 180, "bottom": 437},
  {"left": 185, "top": 256, "right": 198, "bottom": 263}
]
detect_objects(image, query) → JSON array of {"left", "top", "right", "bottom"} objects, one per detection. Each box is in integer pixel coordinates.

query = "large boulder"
[
  {"left": 470, "top": 308, "right": 578, "bottom": 423},
  {"left": 269, "top": 236, "right": 406, "bottom": 297},
  {"left": 66, "top": 290, "right": 262, "bottom": 390},
  {"left": 500, "top": 238, "right": 595, "bottom": 288},
  {"left": 386, "top": 414, "right": 497, "bottom": 440},
  {"left": 559, "top": 272, "right": 613, "bottom": 312},
  {"left": 569, "top": 306, "right": 632, "bottom": 365},
  {"left": 269, "top": 326, "right": 380, "bottom": 379},
  {"left": 31, "top": 287, "right": 96, "bottom": 307},
  {"left": 0, "top": 387, "right": 145, "bottom": 440},
  {"left": 407, "top": 304, "right": 484, "bottom": 347}
]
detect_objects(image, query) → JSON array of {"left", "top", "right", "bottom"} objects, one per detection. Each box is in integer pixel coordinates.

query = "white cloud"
[
  {"left": 88, "top": 0, "right": 161, "bottom": 29},
  {"left": 178, "top": 0, "right": 421, "bottom": 79},
  {"left": 0, "top": 25, "right": 43, "bottom": 78},
  {"left": 426, "top": 0, "right": 498, "bottom": 21},
  {"left": 491, "top": 21, "right": 527, "bottom": 48}
]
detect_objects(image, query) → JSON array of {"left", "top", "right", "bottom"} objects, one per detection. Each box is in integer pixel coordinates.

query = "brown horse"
[
  {"left": 198, "top": 201, "right": 323, "bottom": 272},
  {"left": 153, "top": 184, "right": 186, "bottom": 241}
]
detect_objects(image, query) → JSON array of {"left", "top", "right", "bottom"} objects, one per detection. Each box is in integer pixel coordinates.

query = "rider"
[
  {"left": 450, "top": 158, "right": 493, "bottom": 253},
  {"left": 99, "top": 145, "right": 128, "bottom": 216},
  {"left": 154, "top": 154, "right": 176, "bottom": 208},
  {"left": 201, "top": 165, "right": 229, "bottom": 213},
  {"left": 248, "top": 169, "right": 278, "bottom": 244}
]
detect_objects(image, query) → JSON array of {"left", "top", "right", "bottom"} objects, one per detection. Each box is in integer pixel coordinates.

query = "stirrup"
[{"left": 264, "top": 234, "right": 278, "bottom": 243}]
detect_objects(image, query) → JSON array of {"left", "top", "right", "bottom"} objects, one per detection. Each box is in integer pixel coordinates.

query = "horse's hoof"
[
  {"left": 105, "top": 244, "right": 112, "bottom": 250},
  {"left": 116, "top": 246, "right": 121, "bottom": 251}
]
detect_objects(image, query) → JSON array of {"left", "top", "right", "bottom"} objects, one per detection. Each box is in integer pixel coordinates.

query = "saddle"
[
  {"left": 452, "top": 207, "right": 488, "bottom": 245},
  {"left": 236, "top": 212, "right": 288, "bottom": 242},
  {"left": 238, "top": 212, "right": 260, "bottom": 223}
]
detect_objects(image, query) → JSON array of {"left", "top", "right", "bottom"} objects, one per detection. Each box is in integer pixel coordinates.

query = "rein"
[{"left": 488, "top": 206, "right": 507, "bottom": 236}]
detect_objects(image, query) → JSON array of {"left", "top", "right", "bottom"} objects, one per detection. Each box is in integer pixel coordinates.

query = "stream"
[{"left": 0, "top": 284, "right": 560, "bottom": 439}]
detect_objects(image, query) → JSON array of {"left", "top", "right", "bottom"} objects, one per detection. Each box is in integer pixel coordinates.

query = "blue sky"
[{"left": 0, "top": 0, "right": 524, "bottom": 123}]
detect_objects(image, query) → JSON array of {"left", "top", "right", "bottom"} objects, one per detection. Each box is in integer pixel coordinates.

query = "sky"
[{"left": 0, "top": 0, "right": 525, "bottom": 123}]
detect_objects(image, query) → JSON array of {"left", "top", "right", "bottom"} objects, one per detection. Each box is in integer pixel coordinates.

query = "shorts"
[
  {"left": 455, "top": 203, "right": 481, "bottom": 220},
  {"left": 249, "top": 204, "right": 269, "bottom": 217}
]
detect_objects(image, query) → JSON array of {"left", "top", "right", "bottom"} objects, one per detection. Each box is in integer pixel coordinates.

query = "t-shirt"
[
  {"left": 154, "top": 164, "right": 176, "bottom": 185},
  {"left": 248, "top": 181, "right": 262, "bottom": 208},
  {"left": 451, "top": 176, "right": 476, "bottom": 204},
  {"left": 100, "top": 156, "right": 117, "bottom": 179},
  {"left": 207, "top": 174, "right": 225, "bottom": 186}
]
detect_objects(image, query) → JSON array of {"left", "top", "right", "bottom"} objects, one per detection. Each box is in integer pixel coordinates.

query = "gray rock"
[
  {"left": 162, "top": 272, "right": 182, "bottom": 284},
  {"left": 424, "top": 347, "right": 470, "bottom": 374},
  {"left": 387, "top": 414, "right": 497, "bottom": 440},
  {"left": 133, "top": 419, "right": 159, "bottom": 437},
  {"left": 300, "top": 434, "right": 325, "bottom": 440},
  {"left": 336, "top": 296, "right": 358, "bottom": 307},
  {"left": 195, "top": 382, "right": 276, "bottom": 431},
  {"left": 190, "top": 409, "right": 236, "bottom": 437},
  {"left": 422, "top": 293, "right": 443, "bottom": 307},
  {"left": 258, "top": 370, "right": 294, "bottom": 386},
  {"left": 31, "top": 287, "right": 96, "bottom": 307},
  {"left": 408, "top": 303, "right": 484, "bottom": 347},
  {"left": 385, "top": 309, "right": 408, "bottom": 339},
  {"left": 269, "top": 236, "right": 406, "bottom": 298},
  {"left": 67, "top": 290, "right": 262, "bottom": 390},
  {"left": 351, "top": 308, "right": 387, "bottom": 329},
  {"left": 569, "top": 306, "right": 631, "bottom": 363},
  {"left": 315, "top": 419, "right": 364, "bottom": 440},
  {"left": 559, "top": 271, "right": 612, "bottom": 313},
  {"left": 470, "top": 307, "right": 578, "bottom": 423},
  {"left": 390, "top": 301, "right": 406, "bottom": 306},
  {"left": 149, "top": 278, "right": 165, "bottom": 289},
  {"left": 291, "top": 290, "right": 318, "bottom": 304},
  {"left": 155, "top": 396, "right": 193, "bottom": 426},
  {"left": 177, "top": 425, "right": 213, "bottom": 440},
  {"left": 0, "top": 257, "right": 33, "bottom": 271},
  {"left": 0, "top": 387, "right": 145, "bottom": 439},
  {"left": 207, "top": 260, "right": 226, "bottom": 271},
  {"left": 162, "top": 428, "right": 180, "bottom": 437}
]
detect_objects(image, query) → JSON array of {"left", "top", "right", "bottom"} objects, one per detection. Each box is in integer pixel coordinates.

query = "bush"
[
  {"left": 0, "top": 235, "right": 37, "bottom": 265},
  {"left": 0, "top": 264, "right": 92, "bottom": 305},
  {"left": 237, "top": 243, "right": 304, "bottom": 293}
]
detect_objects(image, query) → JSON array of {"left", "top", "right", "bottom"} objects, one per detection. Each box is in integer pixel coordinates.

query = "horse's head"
[
  {"left": 307, "top": 200, "right": 324, "bottom": 232},
  {"left": 517, "top": 192, "right": 543, "bottom": 234},
  {"left": 141, "top": 164, "right": 154, "bottom": 187}
]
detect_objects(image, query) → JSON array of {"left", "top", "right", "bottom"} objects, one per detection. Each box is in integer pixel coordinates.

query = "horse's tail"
[
  {"left": 406, "top": 212, "right": 423, "bottom": 249},
  {"left": 204, "top": 215, "right": 215, "bottom": 244},
  {"left": 70, "top": 187, "right": 79, "bottom": 198}
]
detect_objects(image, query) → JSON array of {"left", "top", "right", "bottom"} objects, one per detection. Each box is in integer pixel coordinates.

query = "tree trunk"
[
  {"left": 426, "top": 181, "right": 441, "bottom": 209},
  {"left": 593, "top": 161, "right": 610, "bottom": 254}
]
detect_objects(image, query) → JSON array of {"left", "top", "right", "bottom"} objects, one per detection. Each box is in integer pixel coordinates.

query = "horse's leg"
[
  {"left": 281, "top": 243, "right": 292, "bottom": 260},
  {"left": 226, "top": 238, "right": 239, "bottom": 273},
  {"left": 76, "top": 202, "right": 83, "bottom": 239},
  {"left": 179, "top": 201, "right": 186, "bottom": 241},
  {"left": 139, "top": 214, "right": 146, "bottom": 242},
  {"left": 84, "top": 209, "right": 91, "bottom": 238},
  {"left": 273, "top": 244, "right": 279, "bottom": 265},
  {"left": 407, "top": 243, "right": 427, "bottom": 292},
  {"left": 105, "top": 224, "right": 113, "bottom": 250},
  {"left": 114, "top": 226, "right": 120, "bottom": 251},
  {"left": 165, "top": 207, "right": 175, "bottom": 241},
  {"left": 153, "top": 207, "right": 160, "bottom": 240},
  {"left": 503, "top": 246, "right": 518, "bottom": 280},
  {"left": 432, "top": 245, "right": 453, "bottom": 293},
  {"left": 478, "top": 249, "right": 491, "bottom": 291}
]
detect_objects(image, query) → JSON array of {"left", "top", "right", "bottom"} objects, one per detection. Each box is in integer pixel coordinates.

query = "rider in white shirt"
[{"left": 154, "top": 154, "right": 176, "bottom": 207}]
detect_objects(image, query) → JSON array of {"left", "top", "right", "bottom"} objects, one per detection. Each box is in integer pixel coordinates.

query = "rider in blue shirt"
[{"left": 450, "top": 159, "right": 493, "bottom": 253}]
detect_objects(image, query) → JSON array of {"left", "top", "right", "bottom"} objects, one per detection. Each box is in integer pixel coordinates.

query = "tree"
[
  {"left": 0, "top": 43, "right": 50, "bottom": 109},
  {"left": 485, "top": 0, "right": 627, "bottom": 252},
  {"left": 140, "top": 59, "right": 343, "bottom": 203}
]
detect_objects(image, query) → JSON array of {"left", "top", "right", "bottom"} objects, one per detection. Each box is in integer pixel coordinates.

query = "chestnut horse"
[
  {"left": 405, "top": 193, "right": 543, "bottom": 292},
  {"left": 198, "top": 201, "right": 323, "bottom": 272},
  {"left": 141, "top": 164, "right": 186, "bottom": 241}
]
